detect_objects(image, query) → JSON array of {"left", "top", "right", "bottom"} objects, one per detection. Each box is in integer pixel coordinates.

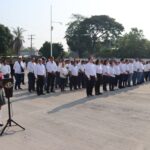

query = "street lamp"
[{"left": 50, "top": 5, "right": 62, "bottom": 57}]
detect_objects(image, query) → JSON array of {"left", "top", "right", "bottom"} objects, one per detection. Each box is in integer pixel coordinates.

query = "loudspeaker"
[{"left": 2, "top": 78, "right": 13, "bottom": 98}]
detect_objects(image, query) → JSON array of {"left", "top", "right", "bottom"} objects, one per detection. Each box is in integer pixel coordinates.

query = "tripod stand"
[{"left": 0, "top": 97, "right": 25, "bottom": 136}]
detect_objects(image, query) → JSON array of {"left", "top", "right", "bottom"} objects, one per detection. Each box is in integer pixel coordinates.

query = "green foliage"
[
  {"left": 39, "top": 42, "right": 64, "bottom": 58},
  {"left": 116, "top": 28, "right": 150, "bottom": 58},
  {"left": 12, "top": 27, "right": 25, "bottom": 56},
  {"left": 65, "top": 14, "right": 124, "bottom": 57},
  {"left": 0, "top": 24, "right": 13, "bottom": 55}
]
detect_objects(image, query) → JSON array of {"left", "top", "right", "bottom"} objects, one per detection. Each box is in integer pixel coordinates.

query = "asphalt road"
[{"left": 0, "top": 83, "right": 150, "bottom": 150}]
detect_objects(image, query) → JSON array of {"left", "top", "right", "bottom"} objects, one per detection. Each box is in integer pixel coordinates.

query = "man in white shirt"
[
  {"left": 1, "top": 60, "right": 11, "bottom": 79},
  {"left": 114, "top": 61, "right": 121, "bottom": 88},
  {"left": 127, "top": 60, "right": 134, "bottom": 86},
  {"left": 69, "top": 61, "right": 79, "bottom": 90},
  {"left": 46, "top": 57, "right": 57, "bottom": 93},
  {"left": 119, "top": 59, "right": 127, "bottom": 88},
  {"left": 21, "top": 59, "right": 26, "bottom": 85},
  {"left": 27, "top": 58, "right": 36, "bottom": 92},
  {"left": 84, "top": 57, "right": 96, "bottom": 97},
  {"left": 132, "top": 59, "right": 138, "bottom": 85},
  {"left": 34, "top": 59, "right": 46, "bottom": 96},
  {"left": 13, "top": 56, "right": 24, "bottom": 90},
  {"left": 137, "top": 60, "right": 144, "bottom": 84},
  {"left": 77, "top": 60, "right": 86, "bottom": 89}
]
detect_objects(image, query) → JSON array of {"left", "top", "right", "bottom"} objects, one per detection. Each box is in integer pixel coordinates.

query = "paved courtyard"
[{"left": 0, "top": 83, "right": 150, "bottom": 150}]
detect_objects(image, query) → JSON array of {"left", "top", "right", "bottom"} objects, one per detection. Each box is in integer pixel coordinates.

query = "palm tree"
[{"left": 13, "top": 27, "right": 25, "bottom": 56}]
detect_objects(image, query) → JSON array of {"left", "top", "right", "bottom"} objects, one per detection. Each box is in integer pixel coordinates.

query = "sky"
[{"left": 0, "top": 0, "right": 150, "bottom": 50}]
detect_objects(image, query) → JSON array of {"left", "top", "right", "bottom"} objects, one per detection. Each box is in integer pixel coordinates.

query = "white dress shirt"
[
  {"left": 27, "top": 62, "right": 36, "bottom": 73},
  {"left": 119, "top": 63, "right": 127, "bottom": 74},
  {"left": 102, "top": 65, "right": 110, "bottom": 76},
  {"left": 60, "top": 67, "right": 68, "bottom": 78},
  {"left": 144, "top": 64, "right": 149, "bottom": 72},
  {"left": 85, "top": 62, "right": 96, "bottom": 78},
  {"left": 109, "top": 66, "right": 115, "bottom": 77},
  {"left": 34, "top": 64, "right": 46, "bottom": 78},
  {"left": 128, "top": 63, "right": 134, "bottom": 74},
  {"left": 139, "top": 62, "right": 144, "bottom": 72},
  {"left": 78, "top": 63, "right": 85, "bottom": 72},
  {"left": 114, "top": 65, "right": 121, "bottom": 75},
  {"left": 70, "top": 65, "right": 79, "bottom": 76},
  {"left": 13, "top": 61, "right": 22, "bottom": 74},
  {"left": 96, "top": 64, "right": 103, "bottom": 74},
  {"left": 1, "top": 64, "right": 11, "bottom": 75},
  {"left": 46, "top": 61, "right": 57, "bottom": 73}
]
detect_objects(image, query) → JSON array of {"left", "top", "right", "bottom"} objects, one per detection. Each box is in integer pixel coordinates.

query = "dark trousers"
[
  {"left": 86, "top": 76, "right": 96, "bottom": 96},
  {"left": 28, "top": 72, "right": 35, "bottom": 92},
  {"left": 14, "top": 73, "right": 21, "bottom": 89},
  {"left": 103, "top": 75, "right": 109, "bottom": 91},
  {"left": 21, "top": 73, "right": 25, "bottom": 84},
  {"left": 47, "top": 73, "right": 55, "bottom": 92},
  {"left": 109, "top": 76, "right": 115, "bottom": 91},
  {"left": 132, "top": 71, "right": 137, "bottom": 85},
  {"left": 55, "top": 72, "right": 60, "bottom": 89},
  {"left": 70, "top": 76, "right": 78, "bottom": 90},
  {"left": 78, "top": 72, "right": 85, "bottom": 88},
  {"left": 95, "top": 74, "right": 103, "bottom": 94},
  {"left": 60, "top": 77, "right": 66, "bottom": 91},
  {"left": 144, "top": 71, "right": 149, "bottom": 82},
  {"left": 4, "top": 74, "right": 9, "bottom": 79},
  {"left": 36, "top": 75, "right": 44, "bottom": 95},
  {"left": 115, "top": 75, "right": 120, "bottom": 87},
  {"left": 123, "top": 74, "right": 128, "bottom": 87},
  {"left": 119, "top": 74, "right": 124, "bottom": 88}
]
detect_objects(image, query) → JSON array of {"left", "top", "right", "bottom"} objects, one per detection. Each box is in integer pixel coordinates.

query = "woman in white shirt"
[
  {"left": 59, "top": 61, "right": 68, "bottom": 91},
  {"left": 109, "top": 60, "right": 116, "bottom": 91},
  {"left": 95, "top": 59, "right": 103, "bottom": 95},
  {"left": 102, "top": 60, "right": 110, "bottom": 92}
]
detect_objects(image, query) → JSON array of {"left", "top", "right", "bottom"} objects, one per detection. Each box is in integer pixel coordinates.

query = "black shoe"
[
  {"left": 0, "top": 124, "right": 3, "bottom": 127},
  {"left": 51, "top": 91, "right": 55, "bottom": 93},
  {"left": 19, "top": 87, "right": 23, "bottom": 90},
  {"left": 41, "top": 93, "right": 45, "bottom": 95}
]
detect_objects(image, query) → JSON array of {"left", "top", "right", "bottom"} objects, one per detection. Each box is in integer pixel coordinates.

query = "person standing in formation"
[
  {"left": 69, "top": 61, "right": 79, "bottom": 91},
  {"left": 13, "top": 56, "right": 24, "bottom": 90},
  {"left": 21, "top": 59, "right": 26, "bottom": 85},
  {"left": 95, "top": 59, "right": 103, "bottom": 95},
  {"left": 1, "top": 60, "right": 11, "bottom": 79},
  {"left": 46, "top": 57, "right": 57, "bottom": 93},
  {"left": 77, "top": 60, "right": 86, "bottom": 89},
  {"left": 59, "top": 61, "right": 68, "bottom": 91},
  {"left": 0, "top": 70, "right": 5, "bottom": 127},
  {"left": 27, "top": 58, "right": 36, "bottom": 93},
  {"left": 102, "top": 60, "right": 110, "bottom": 91},
  {"left": 109, "top": 60, "right": 115, "bottom": 91},
  {"left": 84, "top": 57, "right": 96, "bottom": 97},
  {"left": 34, "top": 59, "right": 46, "bottom": 96}
]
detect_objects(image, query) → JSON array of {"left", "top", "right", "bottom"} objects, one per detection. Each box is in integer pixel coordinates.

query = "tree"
[
  {"left": 39, "top": 42, "right": 64, "bottom": 58},
  {"left": 0, "top": 24, "right": 13, "bottom": 55},
  {"left": 80, "top": 15, "right": 124, "bottom": 54},
  {"left": 116, "top": 28, "right": 150, "bottom": 58},
  {"left": 65, "top": 14, "right": 89, "bottom": 57},
  {"left": 13, "top": 27, "right": 25, "bottom": 56},
  {"left": 65, "top": 14, "right": 124, "bottom": 57}
]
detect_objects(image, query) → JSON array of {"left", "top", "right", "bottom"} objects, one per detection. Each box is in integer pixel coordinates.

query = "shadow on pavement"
[{"left": 47, "top": 85, "right": 141, "bottom": 114}]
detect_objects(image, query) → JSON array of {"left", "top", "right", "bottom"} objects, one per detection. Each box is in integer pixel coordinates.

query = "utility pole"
[
  {"left": 50, "top": 5, "right": 62, "bottom": 57},
  {"left": 28, "top": 34, "right": 35, "bottom": 50},
  {"left": 50, "top": 5, "right": 53, "bottom": 57}
]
